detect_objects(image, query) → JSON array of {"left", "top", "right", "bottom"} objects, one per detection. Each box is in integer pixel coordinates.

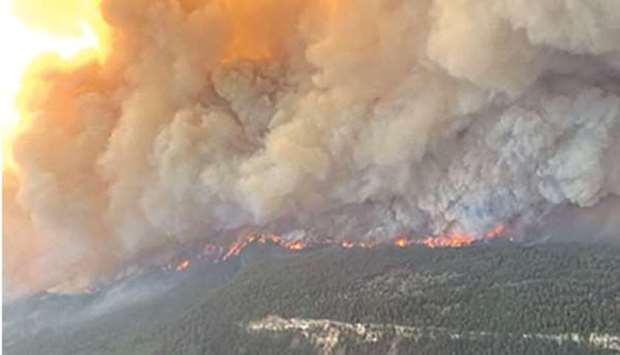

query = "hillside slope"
[{"left": 5, "top": 242, "right": 620, "bottom": 354}]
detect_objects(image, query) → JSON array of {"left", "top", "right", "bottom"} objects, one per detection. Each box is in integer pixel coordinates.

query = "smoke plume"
[{"left": 5, "top": 0, "right": 620, "bottom": 297}]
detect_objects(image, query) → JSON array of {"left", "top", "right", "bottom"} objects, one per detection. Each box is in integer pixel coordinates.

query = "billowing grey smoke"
[{"left": 5, "top": 0, "right": 620, "bottom": 297}]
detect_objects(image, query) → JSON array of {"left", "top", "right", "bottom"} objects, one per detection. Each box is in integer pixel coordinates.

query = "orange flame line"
[{"left": 211, "top": 224, "right": 508, "bottom": 264}]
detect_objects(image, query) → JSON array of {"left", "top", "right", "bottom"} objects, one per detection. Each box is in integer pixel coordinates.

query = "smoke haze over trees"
[{"left": 5, "top": 0, "right": 620, "bottom": 297}]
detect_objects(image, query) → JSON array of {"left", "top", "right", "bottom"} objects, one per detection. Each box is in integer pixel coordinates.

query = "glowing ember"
[
  {"left": 268, "top": 235, "right": 283, "bottom": 245},
  {"left": 484, "top": 224, "right": 506, "bottom": 239},
  {"left": 176, "top": 260, "right": 191, "bottom": 272},
  {"left": 358, "top": 241, "right": 375, "bottom": 248},
  {"left": 221, "top": 235, "right": 261, "bottom": 260},
  {"left": 286, "top": 241, "right": 306, "bottom": 251},
  {"left": 394, "top": 237, "right": 409, "bottom": 248},
  {"left": 341, "top": 240, "right": 354, "bottom": 249},
  {"left": 419, "top": 224, "right": 507, "bottom": 248},
  {"left": 421, "top": 233, "right": 475, "bottom": 248}
]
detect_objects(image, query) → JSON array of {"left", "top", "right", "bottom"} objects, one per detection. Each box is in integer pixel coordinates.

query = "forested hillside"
[{"left": 5, "top": 242, "right": 620, "bottom": 354}]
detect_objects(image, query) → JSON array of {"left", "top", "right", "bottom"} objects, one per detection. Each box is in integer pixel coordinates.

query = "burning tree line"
[{"left": 168, "top": 224, "right": 508, "bottom": 273}]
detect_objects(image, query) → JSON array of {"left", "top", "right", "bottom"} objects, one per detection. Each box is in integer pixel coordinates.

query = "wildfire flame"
[
  {"left": 157, "top": 224, "right": 509, "bottom": 278},
  {"left": 286, "top": 241, "right": 306, "bottom": 251},
  {"left": 420, "top": 233, "right": 475, "bottom": 248},
  {"left": 394, "top": 237, "right": 410, "bottom": 248},
  {"left": 213, "top": 224, "right": 508, "bottom": 264},
  {"left": 2, "top": 0, "right": 513, "bottom": 291},
  {"left": 393, "top": 224, "right": 507, "bottom": 249},
  {"left": 176, "top": 260, "right": 191, "bottom": 272},
  {"left": 484, "top": 224, "right": 506, "bottom": 239},
  {"left": 341, "top": 240, "right": 355, "bottom": 249}
]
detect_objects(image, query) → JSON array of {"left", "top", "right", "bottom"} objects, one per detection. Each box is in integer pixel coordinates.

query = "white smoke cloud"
[{"left": 5, "top": 0, "right": 620, "bottom": 297}]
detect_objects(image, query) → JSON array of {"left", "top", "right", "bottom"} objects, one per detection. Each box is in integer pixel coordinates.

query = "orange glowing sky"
[{"left": 0, "top": 0, "right": 106, "bottom": 168}]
